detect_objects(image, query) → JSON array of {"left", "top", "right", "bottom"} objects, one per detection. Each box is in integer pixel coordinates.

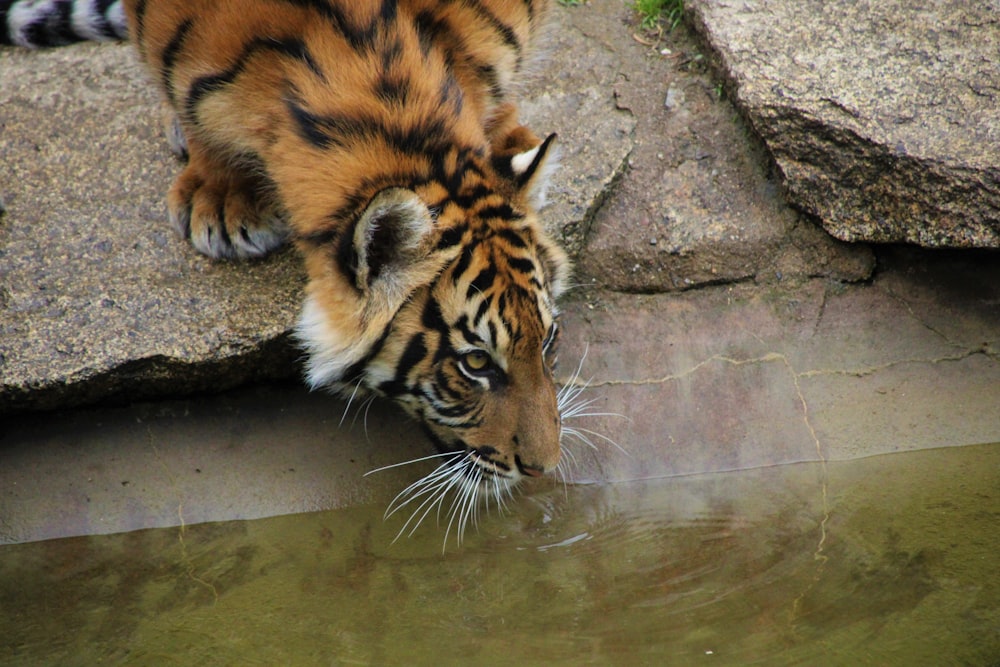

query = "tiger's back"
[{"left": 4, "top": 0, "right": 573, "bottom": 506}]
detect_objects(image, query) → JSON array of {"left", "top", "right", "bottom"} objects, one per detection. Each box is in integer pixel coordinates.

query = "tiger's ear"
[
  {"left": 353, "top": 188, "right": 446, "bottom": 315},
  {"left": 506, "top": 133, "right": 559, "bottom": 209}
]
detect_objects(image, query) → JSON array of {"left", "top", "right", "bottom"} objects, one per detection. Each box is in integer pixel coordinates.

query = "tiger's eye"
[{"left": 462, "top": 350, "right": 491, "bottom": 371}]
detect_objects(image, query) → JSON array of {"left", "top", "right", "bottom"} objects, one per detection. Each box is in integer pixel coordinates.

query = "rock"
[
  {"left": 0, "top": 43, "right": 306, "bottom": 414},
  {"left": 687, "top": 0, "right": 1000, "bottom": 248},
  {"left": 518, "top": 12, "right": 637, "bottom": 257},
  {"left": 569, "top": 1, "right": 873, "bottom": 291}
]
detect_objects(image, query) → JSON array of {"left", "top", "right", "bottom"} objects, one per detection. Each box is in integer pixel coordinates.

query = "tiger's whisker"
[
  {"left": 359, "top": 394, "right": 377, "bottom": 436},
  {"left": 565, "top": 425, "right": 628, "bottom": 456},
  {"left": 444, "top": 464, "right": 480, "bottom": 549},
  {"left": 382, "top": 460, "right": 467, "bottom": 526},
  {"left": 364, "top": 450, "right": 460, "bottom": 476},
  {"left": 391, "top": 456, "right": 476, "bottom": 541},
  {"left": 339, "top": 377, "right": 366, "bottom": 428},
  {"left": 561, "top": 426, "right": 599, "bottom": 452}
]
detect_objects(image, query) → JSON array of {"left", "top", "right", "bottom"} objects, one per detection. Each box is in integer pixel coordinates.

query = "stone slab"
[
  {"left": 687, "top": 0, "right": 1000, "bottom": 248},
  {"left": 0, "top": 43, "right": 306, "bottom": 413}
]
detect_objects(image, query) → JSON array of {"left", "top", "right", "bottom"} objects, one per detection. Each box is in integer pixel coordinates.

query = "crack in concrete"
[
  {"left": 568, "top": 347, "right": 991, "bottom": 388},
  {"left": 878, "top": 284, "right": 975, "bottom": 351}
]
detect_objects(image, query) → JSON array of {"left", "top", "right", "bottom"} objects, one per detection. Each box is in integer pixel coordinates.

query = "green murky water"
[{"left": 2, "top": 444, "right": 998, "bottom": 665}]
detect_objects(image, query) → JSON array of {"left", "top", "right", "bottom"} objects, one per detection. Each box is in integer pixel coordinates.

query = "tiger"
[{"left": 2, "top": 0, "right": 578, "bottom": 524}]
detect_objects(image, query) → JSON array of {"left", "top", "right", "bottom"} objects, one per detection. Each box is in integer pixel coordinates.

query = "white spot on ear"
[
  {"left": 511, "top": 144, "right": 541, "bottom": 176},
  {"left": 527, "top": 144, "right": 560, "bottom": 210}
]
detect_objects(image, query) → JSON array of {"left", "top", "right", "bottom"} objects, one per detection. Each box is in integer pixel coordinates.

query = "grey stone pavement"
[{"left": 1, "top": 2, "right": 998, "bottom": 544}]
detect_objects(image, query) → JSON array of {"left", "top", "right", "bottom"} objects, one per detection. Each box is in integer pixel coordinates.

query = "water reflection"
[{"left": 2, "top": 444, "right": 998, "bottom": 665}]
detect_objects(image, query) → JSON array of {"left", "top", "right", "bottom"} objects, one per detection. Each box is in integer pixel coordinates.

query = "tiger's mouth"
[{"left": 422, "top": 427, "right": 541, "bottom": 483}]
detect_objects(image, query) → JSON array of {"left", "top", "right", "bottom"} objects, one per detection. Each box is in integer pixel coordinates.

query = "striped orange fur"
[{"left": 7, "top": 0, "right": 572, "bottom": 490}]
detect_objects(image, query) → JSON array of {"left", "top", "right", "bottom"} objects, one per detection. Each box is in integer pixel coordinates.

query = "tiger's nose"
[{"left": 516, "top": 456, "right": 546, "bottom": 477}]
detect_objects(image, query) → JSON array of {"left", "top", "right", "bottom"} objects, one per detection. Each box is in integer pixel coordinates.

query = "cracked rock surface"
[{"left": 687, "top": 0, "right": 1000, "bottom": 248}]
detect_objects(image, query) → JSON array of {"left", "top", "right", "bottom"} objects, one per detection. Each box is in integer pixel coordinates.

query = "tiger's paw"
[{"left": 167, "top": 162, "right": 287, "bottom": 260}]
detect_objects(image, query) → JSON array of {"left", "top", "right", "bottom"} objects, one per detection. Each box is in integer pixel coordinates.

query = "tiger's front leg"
[{"left": 166, "top": 135, "right": 287, "bottom": 260}]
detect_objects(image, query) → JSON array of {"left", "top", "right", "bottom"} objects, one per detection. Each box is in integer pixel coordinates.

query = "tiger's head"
[{"left": 296, "top": 134, "right": 570, "bottom": 491}]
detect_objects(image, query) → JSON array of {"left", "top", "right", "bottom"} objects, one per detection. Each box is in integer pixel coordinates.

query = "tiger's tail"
[{"left": 1, "top": 0, "right": 127, "bottom": 48}]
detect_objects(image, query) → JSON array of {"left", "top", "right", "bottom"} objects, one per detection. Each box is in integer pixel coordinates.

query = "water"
[{"left": 2, "top": 444, "right": 998, "bottom": 665}]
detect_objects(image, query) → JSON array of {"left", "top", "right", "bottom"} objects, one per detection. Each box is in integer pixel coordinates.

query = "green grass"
[{"left": 633, "top": 0, "right": 685, "bottom": 31}]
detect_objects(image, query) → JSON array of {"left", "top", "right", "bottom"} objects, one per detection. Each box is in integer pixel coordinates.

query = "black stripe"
[
  {"left": 421, "top": 297, "right": 449, "bottom": 335},
  {"left": 476, "top": 203, "right": 520, "bottom": 222},
  {"left": 276, "top": 0, "right": 396, "bottom": 51},
  {"left": 413, "top": 9, "right": 447, "bottom": 56},
  {"left": 488, "top": 318, "right": 500, "bottom": 348},
  {"left": 380, "top": 34, "right": 402, "bottom": 65},
  {"left": 214, "top": 200, "right": 233, "bottom": 249},
  {"left": 498, "top": 228, "right": 528, "bottom": 248},
  {"left": 450, "top": 245, "right": 477, "bottom": 284},
  {"left": 473, "top": 298, "right": 491, "bottom": 327},
  {"left": 20, "top": 0, "right": 78, "bottom": 46},
  {"left": 340, "top": 321, "right": 393, "bottom": 384},
  {"left": 379, "top": 333, "right": 427, "bottom": 397},
  {"left": 285, "top": 99, "right": 453, "bottom": 156},
  {"left": 187, "top": 37, "right": 324, "bottom": 123},
  {"left": 475, "top": 63, "right": 504, "bottom": 100},
  {"left": 276, "top": 37, "right": 326, "bottom": 80},
  {"left": 434, "top": 368, "right": 465, "bottom": 401},
  {"left": 133, "top": 0, "right": 149, "bottom": 55},
  {"left": 433, "top": 401, "right": 478, "bottom": 419},
  {"left": 507, "top": 256, "right": 536, "bottom": 274},
  {"left": 374, "top": 73, "right": 411, "bottom": 106},
  {"left": 435, "top": 224, "right": 466, "bottom": 250},
  {"left": 467, "top": 265, "right": 497, "bottom": 298},
  {"left": 160, "top": 19, "right": 194, "bottom": 106},
  {"left": 466, "top": 0, "right": 522, "bottom": 56},
  {"left": 297, "top": 224, "right": 342, "bottom": 247},
  {"left": 286, "top": 97, "right": 342, "bottom": 149},
  {"left": 453, "top": 315, "right": 478, "bottom": 348},
  {"left": 448, "top": 183, "right": 492, "bottom": 209}
]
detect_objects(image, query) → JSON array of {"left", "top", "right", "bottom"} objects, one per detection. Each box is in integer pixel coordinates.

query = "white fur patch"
[
  {"left": 510, "top": 144, "right": 540, "bottom": 175},
  {"left": 295, "top": 293, "right": 375, "bottom": 391},
  {"left": 105, "top": 1, "right": 127, "bottom": 38},
  {"left": 8, "top": 0, "right": 58, "bottom": 47},
  {"left": 296, "top": 293, "right": 350, "bottom": 389},
  {"left": 71, "top": 0, "right": 108, "bottom": 41}
]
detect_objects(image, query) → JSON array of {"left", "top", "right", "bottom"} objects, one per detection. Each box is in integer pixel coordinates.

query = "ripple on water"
[{"left": 1, "top": 444, "right": 998, "bottom": 665}]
